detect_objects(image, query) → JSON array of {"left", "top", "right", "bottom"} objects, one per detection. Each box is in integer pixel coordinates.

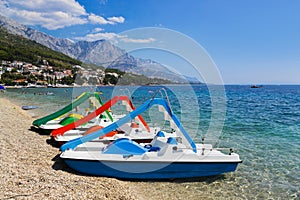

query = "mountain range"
[{"left": 0, "top": 15, "right": 188, "bottom": 83}]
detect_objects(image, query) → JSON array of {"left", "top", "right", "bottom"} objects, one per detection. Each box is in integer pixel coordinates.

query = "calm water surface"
[{"left": 2, "top": 85, "right": 300, "bottom": 199}]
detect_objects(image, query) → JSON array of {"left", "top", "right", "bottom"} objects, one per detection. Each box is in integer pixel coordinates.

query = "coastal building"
[{"left": 0, "top": 58, "right": 119, "bottom": 87}]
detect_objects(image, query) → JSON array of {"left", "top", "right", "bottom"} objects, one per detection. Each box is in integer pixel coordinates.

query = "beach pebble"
[{"left": 0, "top": 98, "right": 137, "bottom": 200}]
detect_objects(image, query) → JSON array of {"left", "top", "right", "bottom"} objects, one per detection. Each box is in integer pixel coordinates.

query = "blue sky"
[{"left": 0, "top": 0, "right": 299, "bottom": 84}]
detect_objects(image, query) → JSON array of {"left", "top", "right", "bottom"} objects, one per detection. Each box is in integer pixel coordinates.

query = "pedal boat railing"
[
  {"left": 51, "top": 95, "right": 150, "bottom": 137},
  {"left": 33, "top": 92, "right": 108, "bottom": 127},
  {"left": 60, "top": 98, "right": 197, "bottom": 153}
]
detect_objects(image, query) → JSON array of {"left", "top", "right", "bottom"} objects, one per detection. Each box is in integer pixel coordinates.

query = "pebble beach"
[{"left": 0, "top": 98, "right": 138, "bottom": 199}]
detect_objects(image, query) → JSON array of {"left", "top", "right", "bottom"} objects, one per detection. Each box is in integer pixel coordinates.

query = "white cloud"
[
  {"left": 121, "top": 37, "right": 156, "bottom": 43},
  {"left": 93, "top": 27, "right": 104, "bottom": 33},
  {"left": 15, "top": 11, "right": 87, "bottom": 30},
  {"left": 0, "top": 0, "right": 125, "bottom": 30},
  {"left": 74, "top": 32, "right": 120, "bottom": 42},
  {"left": 88, "top": 13, "right": 111, "bottom": 25},
  {"left": 88, "top": 14, "right": 125, "bottom": 25},
  {"left": 6, "top": 0, "right": 86, "bottom": 15},
  {"left": 74, "top": 32, "right": 156, "bottom": 44},
  {"left": 108, "top": 16, "right": 125, "bottom": 24}
]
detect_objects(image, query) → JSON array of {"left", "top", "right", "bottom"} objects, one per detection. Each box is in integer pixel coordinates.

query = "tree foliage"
[
  {"left": 117, "top": 73, "right": 171, "bottom": 85},
  {"left": 104, "top": 68, "right": 125, "bottom": 76},
  {"left": 103, "top": 74, "right": 118, "bottom": 85},
  {"left": 61, "top": 75, "right": 74, "bottom": 85}
]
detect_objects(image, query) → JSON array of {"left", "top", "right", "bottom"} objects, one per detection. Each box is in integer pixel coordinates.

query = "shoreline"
[
  {"left": 2, "top": 82, "right": 205, "bottom": 89},
  {"left": 0, "top": 97, "right": 138, "bottom": 199}
]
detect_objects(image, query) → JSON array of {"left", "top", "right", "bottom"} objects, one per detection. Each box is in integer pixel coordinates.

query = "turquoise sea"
[{"left": 2, "top": 85, "right": 300, "bottom": 199}]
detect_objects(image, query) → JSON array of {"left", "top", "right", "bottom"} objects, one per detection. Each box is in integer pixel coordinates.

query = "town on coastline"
[{"left": 0, "top": 59, "right": 124, "bottom": 88}]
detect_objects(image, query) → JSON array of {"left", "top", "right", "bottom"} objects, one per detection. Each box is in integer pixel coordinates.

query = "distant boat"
[
  {"left": 22, "top": 105, "right": 39, "bottom": 110},
  {"left": 46, "top": 92, "right": 54, "bottom": 96},
  {"left": 27, "top": 83, "right": 45, "bottom": 88},
  {"left": 26, "top": 83, "right": 37, "bottom": 88},
  {"left": 250, "top": 85, "right": 263, "bottom": 88},
  {"left": 47, "top": 84, "right": 58, "bottom": 88}
]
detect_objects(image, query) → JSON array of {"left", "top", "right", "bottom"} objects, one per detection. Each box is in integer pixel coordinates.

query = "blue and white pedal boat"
[{"left": 60, "top": 98, "right": 242, "bottom": 179}]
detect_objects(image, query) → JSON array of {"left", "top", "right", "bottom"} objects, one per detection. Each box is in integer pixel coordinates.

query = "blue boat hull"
[{"left": 63, "top": 159, "right": 240, "bottom": 179}]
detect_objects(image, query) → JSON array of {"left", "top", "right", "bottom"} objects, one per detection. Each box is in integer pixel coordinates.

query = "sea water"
[{"left": 2, "top": 85, "right": 300, "bottom": 199}]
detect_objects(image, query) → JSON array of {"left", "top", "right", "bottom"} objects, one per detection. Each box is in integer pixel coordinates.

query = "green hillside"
[
  {"left": 117, "top": 73, "right": 172, "bottom": 85},
  {"left": 0, "top": 27, "right": 81, "bottom": 69}
]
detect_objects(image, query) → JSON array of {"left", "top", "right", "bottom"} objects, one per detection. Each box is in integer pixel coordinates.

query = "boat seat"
[
  {"left": 150, "top": 131, "right": 167, "bottom": 147},
  {"left": 156, "top": 131, "right": 165, "bottom": 137},
  {"left": 103, "top": 138, "right": 147, "bottom": 155},
  {"left": 167, "top": 137, "right": 178, "bottom": 145}
]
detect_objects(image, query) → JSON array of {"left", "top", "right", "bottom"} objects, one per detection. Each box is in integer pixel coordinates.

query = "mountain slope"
[
  {"left": 0, "top": 15, "right": 187, "bottom": 83},
  {"left": 0, "top": 27, "right": 81, "bottom": 68}
]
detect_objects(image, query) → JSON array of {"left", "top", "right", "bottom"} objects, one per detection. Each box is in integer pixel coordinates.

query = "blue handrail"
[{"left": 60, "top": 98, "right": 197, "bottom": 153}]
